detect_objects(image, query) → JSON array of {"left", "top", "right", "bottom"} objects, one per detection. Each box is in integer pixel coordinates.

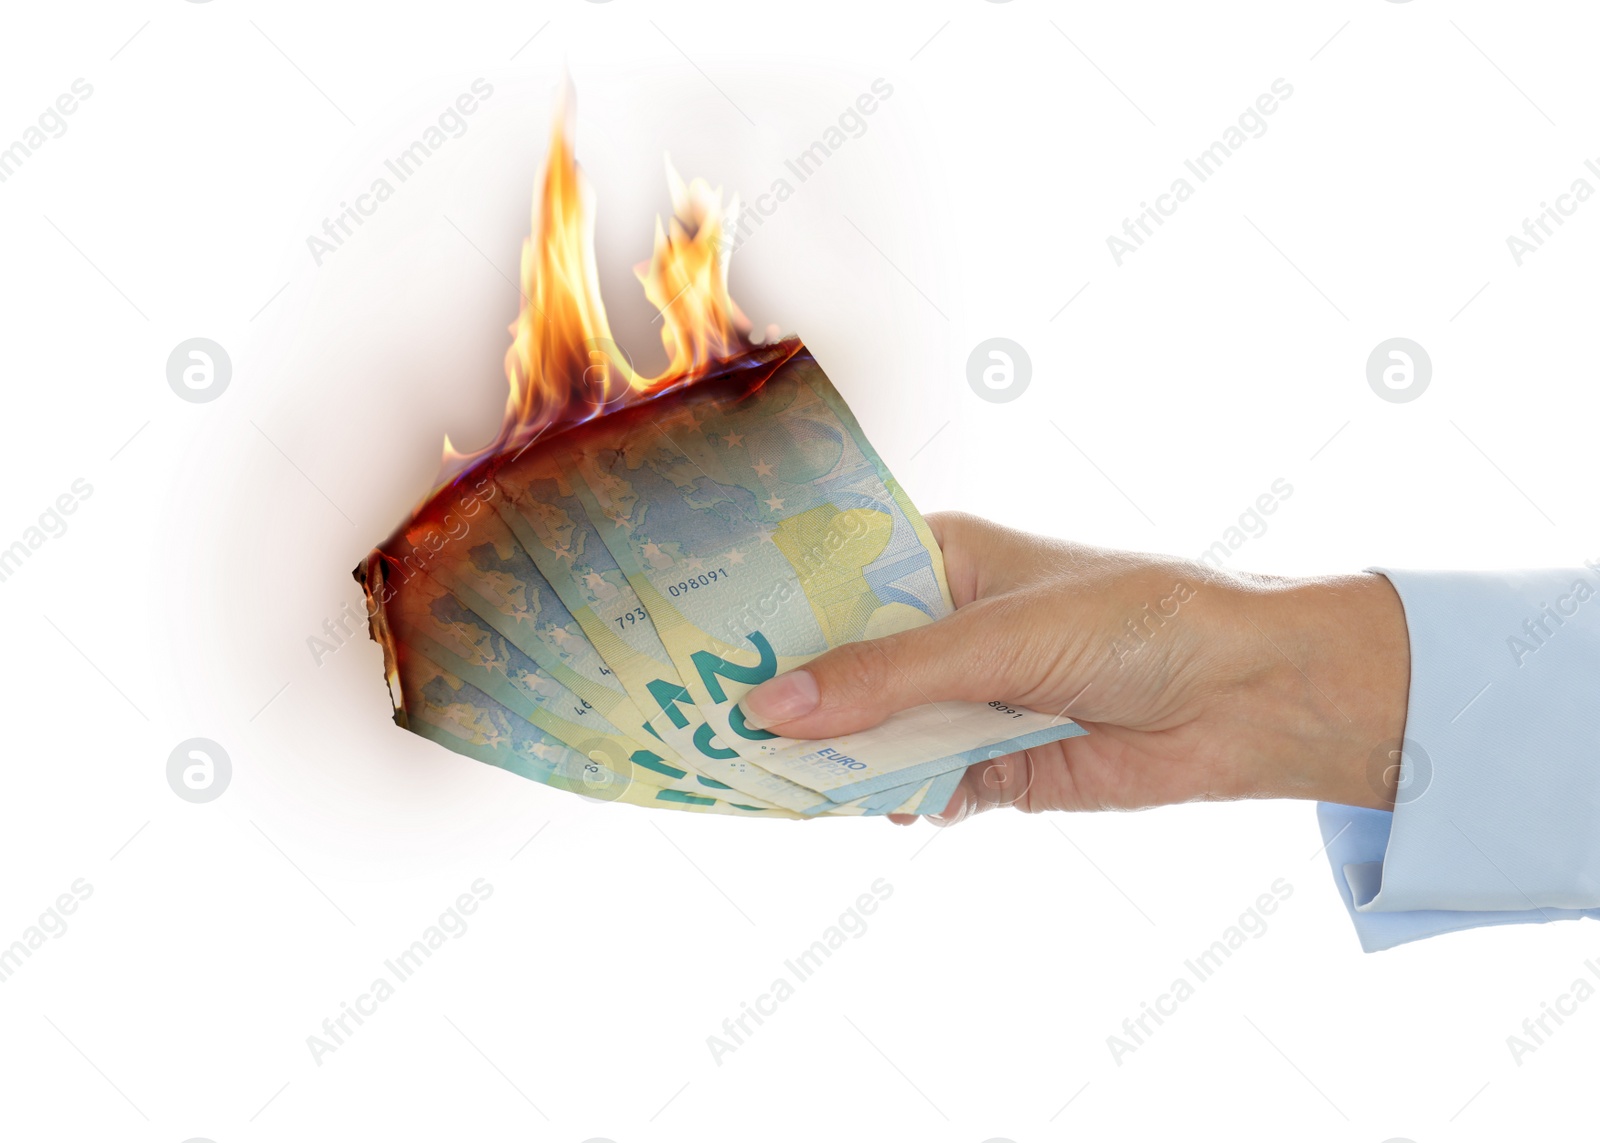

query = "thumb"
[{"left": 736, "top": 606, "right": 1001, "bottom": 738}]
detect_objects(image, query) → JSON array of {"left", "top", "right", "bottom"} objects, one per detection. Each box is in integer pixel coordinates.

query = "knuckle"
[{"left": 927, "top": 510, "right": 980, "bottom": 547}]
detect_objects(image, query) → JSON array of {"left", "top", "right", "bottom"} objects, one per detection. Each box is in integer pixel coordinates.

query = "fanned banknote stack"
[
  {"left": 356, "top": 341, "right": 1086, "bottom": 819},
  {"left": 353, "top": 91, "right": 1086, "bottom": 818}
]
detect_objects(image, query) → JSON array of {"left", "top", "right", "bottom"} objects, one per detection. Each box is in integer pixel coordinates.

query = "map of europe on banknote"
[{"left": 357, "top": 339, "right": 1086, "bottom": 818}]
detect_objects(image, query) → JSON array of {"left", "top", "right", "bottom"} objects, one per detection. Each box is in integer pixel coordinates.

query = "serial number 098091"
[{"left": 668, "top": 568, "right": 729, "bottom": 597}]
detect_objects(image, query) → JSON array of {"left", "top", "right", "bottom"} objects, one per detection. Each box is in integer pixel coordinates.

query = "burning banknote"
[{"left": 355, "top": 92, "right": 1085, "bottom": 818}]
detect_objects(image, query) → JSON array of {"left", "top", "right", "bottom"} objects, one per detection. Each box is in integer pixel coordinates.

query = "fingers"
[
  {"left": 920, "top": 510, "right": 954, "bottom": 549},
  {"left": 736, "top": 604, "right": 1000, "bottom": 738},
  {"left": 885, "top": 750, "right": 1037, "bottom": 828},
  {"left": 921, "top": 510, "right": 1060, "bottom": 606},
  {"left": 945, "top": 750, "right": 1036, "bottom": 821},
  {"left": 920, "top": 511, "right": 990, "bottom": 608}
]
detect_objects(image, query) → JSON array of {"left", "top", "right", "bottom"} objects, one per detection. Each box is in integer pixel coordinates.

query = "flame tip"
[{"left": 441, "top": 84, "right": 754, "bottom": 479}]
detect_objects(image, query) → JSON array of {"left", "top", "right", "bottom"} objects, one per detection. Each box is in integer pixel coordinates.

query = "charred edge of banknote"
[
  {"left": 367, "top": 336, "right": 806, "bottom": 555},
  {"left": 354, "top": 338, "right": 812, "bottom": 722},
  {"left": 484, "top": 337, "right": 811, "bottom": 488},
  {"left": 354, "top": 335, "right": 809, "bottom": 616},
  {"left": 352, "top": 551, "right": 407, "bottom": 727},
  {"left": 524, "top": 337, "right": 808, "bottom": 462},
  {"left": 467, "top": 336, "right": 807, "bottom": 493}
]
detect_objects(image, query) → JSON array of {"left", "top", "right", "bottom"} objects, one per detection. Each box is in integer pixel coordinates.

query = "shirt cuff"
[
  {"left": 1316, "top": 803, "right": 1598, "bottom": 951},
  {"left": 1317, "top": 566, "right": 1600, "bottom": 951}
]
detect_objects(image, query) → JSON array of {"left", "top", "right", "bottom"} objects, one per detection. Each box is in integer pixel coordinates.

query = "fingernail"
[{"left": 739, "top": 670, "right": 819, "bottom": 729}]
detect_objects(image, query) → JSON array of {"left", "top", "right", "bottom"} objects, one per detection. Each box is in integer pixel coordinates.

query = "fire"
[
  {"left": 637, "top": 164, "right": 753, "bottom": 387},
  {"left": 440, "top": 88, "right": 753, "bottom": 478}
]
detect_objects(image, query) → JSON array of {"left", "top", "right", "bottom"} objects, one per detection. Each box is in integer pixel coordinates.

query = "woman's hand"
[{"left": 737, "top": 512, "right": 1411, "bottom": 824}]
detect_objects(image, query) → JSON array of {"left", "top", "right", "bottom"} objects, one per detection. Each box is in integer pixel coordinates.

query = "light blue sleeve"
[{"left": 1317, "top": 566, "right": 1600, "bottom": 952}]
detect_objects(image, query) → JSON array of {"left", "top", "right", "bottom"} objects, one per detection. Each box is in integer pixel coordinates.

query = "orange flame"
[{"left": 441, "top": 87, "right": 752, "bottom": 476}]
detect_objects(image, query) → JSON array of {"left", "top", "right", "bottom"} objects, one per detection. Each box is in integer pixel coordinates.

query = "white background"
[{"left": 1, "top": 1, "right": 1596, "bottom": 1140}]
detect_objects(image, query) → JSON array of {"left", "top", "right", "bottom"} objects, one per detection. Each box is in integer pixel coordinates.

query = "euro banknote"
[
  {"left": 361, "top": 339, "right": 1085, "bottom": 818},
  {"left": 386, "top": 568, "right": 744, "bottom": 802},
  {"left": 366, "top": 476, "right": 946, "bottom": 816},
  {"left": 396, "top": 507, "right": 661, "bottom": 753},
  {"left": 395, "top": 644, "right": 797, "bottom": 817}
]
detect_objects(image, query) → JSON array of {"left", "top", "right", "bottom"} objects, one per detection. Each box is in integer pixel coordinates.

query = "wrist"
[{"left": 1231, "top": 572, "right": 1411, "bottom": 809}]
